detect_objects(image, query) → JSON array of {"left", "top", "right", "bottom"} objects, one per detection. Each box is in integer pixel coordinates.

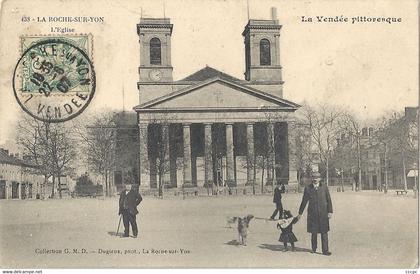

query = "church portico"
[
  {"left": 136, "top": 114, "right": 298, "bottom": 189},
  {"left": 125, "top": 13, "right": 300, "bottom": 192}
]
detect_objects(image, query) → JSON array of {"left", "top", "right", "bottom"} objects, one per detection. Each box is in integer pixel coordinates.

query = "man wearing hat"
[
  {"left": 269, "top": 182, "right": 286, "bottom": 220},
  {"left": 118, "top": 183, "right": 142, "bottom": 238},
  {"left": 297, "top": 171, "right": 333, "bottom": 255}
]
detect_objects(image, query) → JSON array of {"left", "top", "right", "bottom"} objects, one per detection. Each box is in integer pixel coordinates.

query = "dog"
[{"left": 237, "top": 214, "right": 254, "bottom": 246}]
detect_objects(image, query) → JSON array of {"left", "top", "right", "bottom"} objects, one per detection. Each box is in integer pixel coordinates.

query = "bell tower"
[
  {"left": 242, "top": 8, "right": 282, "bottom": 82},
  {"left": 137, "top": 18, "right": 173, "bottom": 82}
]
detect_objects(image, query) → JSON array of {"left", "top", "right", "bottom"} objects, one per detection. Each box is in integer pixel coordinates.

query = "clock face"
[{"left": 149, "top": 69, "right": 162, "bottom": 81}]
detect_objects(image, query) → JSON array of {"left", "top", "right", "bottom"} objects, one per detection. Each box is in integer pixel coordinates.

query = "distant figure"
[
  {"left": 118, "top": 184, "right": 142, "bottom": 238},
  {"left": 297, "top": 172, "right": 333, "bottom": 255},
  {"left": 277, "top": 210, "right": 299, "bottom": 252},
  {"left": 270, "top": 182, "right": 285, "bottom": 220}
]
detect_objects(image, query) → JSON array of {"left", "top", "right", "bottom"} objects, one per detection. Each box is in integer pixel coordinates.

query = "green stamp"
[{"left": 13, "top": 35, "right": 96, "bottom": 122}]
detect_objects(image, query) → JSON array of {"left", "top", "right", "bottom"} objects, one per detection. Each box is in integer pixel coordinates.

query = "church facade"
[{"left": 114, "top": 14, "right": 300, "bottom": 190}]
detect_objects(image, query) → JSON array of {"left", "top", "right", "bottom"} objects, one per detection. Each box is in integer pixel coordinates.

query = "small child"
[{"left": 276, "top": 210, "right": 299, "bottom": 251}]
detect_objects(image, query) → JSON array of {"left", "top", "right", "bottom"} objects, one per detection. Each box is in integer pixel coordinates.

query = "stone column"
[
  {"left": 169, "top": 126, "right": 178, "bottom": 188},
  {"left": 162, "top": 124, "right": 170, "bottom": 187},
  {"left": 26, "top": 182, "right": 30, "bottom": 199},
  {"left": 5, "top": 182, "right": 9, "bottom": 199},
  {"left": 183, "top": 124, "right": 193, "bottom": 187},
  {"left": 288, "top": 121, "right": 298, "bottom": 184},
  {"left": 17, "top": 182, "right": 21, "bottom": 199},
  {"left": 10, "top": 182, "right": 14, "bottom": 199},
  {"left": 246, "top": 123, "right": 255, "bottom": 185},
  {"left": 225, "top": 123, "right": 235, "bottom": 186},
  {"left": 266, "top": 123, "right": 275, "bottom": 185},
  {"left": 204, "top": 123, "right": 213, "bottom": 187},
  {"left": 138, "top": 123, "right": 149, "bottom": 189}
]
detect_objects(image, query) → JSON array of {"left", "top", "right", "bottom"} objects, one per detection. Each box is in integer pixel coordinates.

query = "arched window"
[
  {"left": 150, "top": 37, "right": 161, "bottom": 65},
  {"left": 260, "top": 39, "right": 271, "bottom": 66}
]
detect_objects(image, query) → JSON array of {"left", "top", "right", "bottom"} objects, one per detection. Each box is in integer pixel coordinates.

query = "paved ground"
[{"left": 0, "top": 190, "right": 418, "bottom": 268}]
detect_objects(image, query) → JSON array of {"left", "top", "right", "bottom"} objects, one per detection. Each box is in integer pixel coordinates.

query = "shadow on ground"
[
  {"left": 107, "top": 231, "right": 124, "bottom": 237},
  {"left": 225, "top": 239, "right": 243, "bottom": 247},
  {"left": 258, "top": 243, "right": 312, "bottom": 253}
]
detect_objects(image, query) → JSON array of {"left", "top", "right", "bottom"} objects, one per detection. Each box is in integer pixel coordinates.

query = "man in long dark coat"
[
  {"left": 270, "top": 182, "right": 286, "bottom": 220},
  {"left": 119, "top": 184, "right": 142, "bottom": 238},
  {"left": 297, "top": 172, "right": 333, "bottom": 255}
]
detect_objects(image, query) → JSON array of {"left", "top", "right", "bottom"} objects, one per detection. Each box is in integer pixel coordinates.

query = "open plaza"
[{"left": 0, "top": 190, "right": 417, "bottom": 268}]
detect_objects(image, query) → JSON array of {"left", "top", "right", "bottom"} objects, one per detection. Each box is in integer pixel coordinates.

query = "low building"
[{"left": 0, "top": 148, "right": 44, "bottom": 199}]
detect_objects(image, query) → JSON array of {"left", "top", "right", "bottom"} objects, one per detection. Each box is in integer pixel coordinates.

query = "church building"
[{"left": 113, "top": 10, "right": 300, "bottom": 191}]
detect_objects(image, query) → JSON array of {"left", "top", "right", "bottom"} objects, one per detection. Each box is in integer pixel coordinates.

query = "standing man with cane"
[
  {"left": 118, "top": 183, "right": 142, "bottom": 238},
  {"left": 297, "top": 171, "right": 333, "bottom": 255}
]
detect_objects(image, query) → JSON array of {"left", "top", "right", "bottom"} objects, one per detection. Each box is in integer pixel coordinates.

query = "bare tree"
[
  {"left": 48, "top": 123, "right": 76, "bottom": 198},
  {"left": 16, "top": 115, "right": 76, "bottom": 198},
  {"left": 255, "top": 110, "right": 308, "bottom": 193},
  {"left": 139, "top": 113, "right": 180, "bottom": 198},
  {"left": 376, "top": 110, "right": 418, "bottom": 191},
  {"left": 212, "top": 123, "right": 227, "bottom": 195},
  {"left": 292, "top": 121, "right": 313, "bottom": 190},
  {"left": 73, "top": 110, "right": 117, "bottom": 197},
  {"left": 254, "top": 111, "right": 285, "bottom": 193},
  {"left": 17, "top": 115, "right": 52, "bottom": 198},
  {"left": 339, "top": 111, "right": 365, "bottom": 191},
  {"left": 155, "top": 122, "right": 170, "bottom": 198},
  {"left": 300, "top": 103, "right": 343, "bottom": 186},
  {"left": 330, "top": 132, "right": 355, "bottom": 192},
  {"left": 372, "top": 112, "right": 398, "bottom": 193}
]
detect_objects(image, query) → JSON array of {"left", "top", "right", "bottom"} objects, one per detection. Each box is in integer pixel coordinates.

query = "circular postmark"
[{"left": 13, "top": 38, "right": 96, "bottom": 122}]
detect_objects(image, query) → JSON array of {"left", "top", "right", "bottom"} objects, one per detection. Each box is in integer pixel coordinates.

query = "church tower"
[
  {"left": 242, "top": 8, "right": 282, "bottom": 82},
  {"left": 137, "top": 18, "right": 173, "bottom": 82}
]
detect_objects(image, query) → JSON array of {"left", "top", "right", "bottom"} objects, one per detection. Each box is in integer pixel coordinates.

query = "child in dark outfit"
[{"left": 276, "top": 210, "right": 299, "bottom": 251}]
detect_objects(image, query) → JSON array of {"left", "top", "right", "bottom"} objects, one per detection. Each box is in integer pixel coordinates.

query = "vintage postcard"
[{"left": 0, "top": 0, "right": 418, "bottom": 270}]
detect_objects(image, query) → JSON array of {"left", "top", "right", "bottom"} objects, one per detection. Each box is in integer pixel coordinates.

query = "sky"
[{"left": 0, "top": 0, "right": 418, "bottom": 150}]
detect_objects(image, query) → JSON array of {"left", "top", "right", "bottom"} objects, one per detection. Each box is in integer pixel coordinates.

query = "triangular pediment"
[{"left": 135, "top": 77, "right": 299, "bottom": 111}]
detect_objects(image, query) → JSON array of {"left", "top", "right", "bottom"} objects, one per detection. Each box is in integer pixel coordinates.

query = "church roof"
[
  {"left": 135, "top": 76, "right": 300, "bottom": 110},
  {"left": 179, "top": 66, "right": 242, "bottom": 82}
]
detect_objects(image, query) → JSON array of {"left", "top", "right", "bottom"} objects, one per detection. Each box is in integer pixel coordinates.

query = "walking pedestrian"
[{"left": 270, "top": 182, "right": 285, "bottom": 220}]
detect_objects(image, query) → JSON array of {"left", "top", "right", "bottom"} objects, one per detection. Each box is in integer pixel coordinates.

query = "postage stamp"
[{"left": 12, "top": 35, "right": 95, "bottom": 122}]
